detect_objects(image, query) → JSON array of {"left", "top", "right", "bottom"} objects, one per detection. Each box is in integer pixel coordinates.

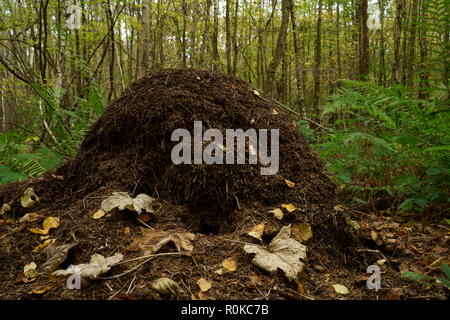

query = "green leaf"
[{"left": 400, "top": 271, "right": 426, "bottom": 282}]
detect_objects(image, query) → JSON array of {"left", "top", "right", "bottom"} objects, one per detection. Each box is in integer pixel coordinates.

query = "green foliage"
[
  {"left": 0, "top": 84, "right": 105, "bottom": 185},
  {"left": 438, "top": 262, "right": 450, "bottom": 289},
  {"left": 310, "top": 80, "right": 449, "bottom": 215},
  {"left": 0, "top": 132, "right": 62, "bottom": 183}
]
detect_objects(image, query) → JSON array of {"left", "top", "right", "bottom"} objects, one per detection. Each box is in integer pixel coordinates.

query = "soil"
[{"left": 0, "top": 69, "right": 448, "bottom": 300}]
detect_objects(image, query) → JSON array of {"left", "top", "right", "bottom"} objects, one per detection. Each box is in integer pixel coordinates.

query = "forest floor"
[{"left": 0, "top": 184, "right": 448, "bottom": 300}]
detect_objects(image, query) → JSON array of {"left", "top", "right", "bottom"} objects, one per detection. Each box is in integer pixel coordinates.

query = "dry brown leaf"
[
  {"left": 249, "top": 275, "right": 263, "bottom": 286},
  {"left": 137, "top": 213, "right": 151, "bottom": 222},
  {"left": 197, "top": 278, "right": 212, "bottom": 292},
  {"left": 284, "top": 179, "right": 295, "bottom": 188},
  {"left": 30, "top": 217, "right": 60, "bottom": 235},
  {"left": 19, "top": 212, "right": 43, "bottom": 223},
  {"left": 126, "top": 227, "right": 195, "bottom": 255},
  {"left": 268, "top": 208, "right": 284, "bottom": 220},
  {"left": 291, "top": 223, "right": 313, "bottom": 242},
  {"left": 247, "top": 223, "right": 265, "bottom": 240},
  {"left": 40, "top": 242, "right": 78, "bottom": 273},
  {"left": 222, "top": 257, "right": 237, "bottom": 272}
]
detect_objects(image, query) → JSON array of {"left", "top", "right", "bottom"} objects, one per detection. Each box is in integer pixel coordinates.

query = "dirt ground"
[{"left": 0, "top": 69, "right": 448, "bottom": 300}]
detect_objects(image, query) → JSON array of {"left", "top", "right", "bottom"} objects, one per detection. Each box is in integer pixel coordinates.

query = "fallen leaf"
[
  {"left": 40, "top": 242, "right": 78, "bottom": 273},
  {"left": 243, "top": 225, "right": 307, "bottom": 281},
  {"left": 19, "top": 212, "right": 43, "bottom": 223},
  {"left": 281, "top": 204, "right": 297, "bottom": 213},
  {"left": 0, "top": 202, "right": 11, "bottom": 215},
  {"left": 333, "top": 284, "right": 349, "bottom": 295},
  {"left": 32, "top": 238, "right": 55, "bottom": 253},
  {"left": 268, "top": 208, "right": 284, "bottom": 220},
  {"left": 30, "top": 217, "right": 60, "bottom": 235},
  {"left": 152, "top": 277, "right": 183, "bottom": 298},
  {"left": 52, "top": 252, "right": 123, "bottom": 281},
  {"left": 247, "top": 223, "right": 265, "bottom": 240},
  {"left": 126, "top": 227, "right": 195, "bottom": 255},
  {"left": 296, "top": 281, "right": 305, "bottom": 294},
  {"left": 253, "top": 90, "right": 261, "bottom": 97},
  {"left": 370, "top": 231, "right": 378, "bottom": 242},
  {"left": 92, "top": 210, "right": 106, "bottom": 220},
  {"left": 354, "top": 274, "right": 369, "bottom": 284},
  {"left": 214, "top": 269, "right": 224, "bottom": 275},
  {"left": 272, "top": 109, "right": 279, "bottom": 115},
  {"left": 284, "top": 179, "right": 295, "bottom": 188},
  {"left": 101, "top": 192, "right": 156, "bottom": 215},
  {"left": 291, "top": 223, "right": 313, "bottom": 242},
  {"left": 124, "top": 227, "right": 131, "bottom": 235},
  {"left": 197, "top": 278, "right": 212, "bottom": 292},
  {"left": 400, "top": 271, "right": 430, "bottom": 282},
  {"left": 20, "top": 188, "right": 40, "bottom": 208},
  {"left": 137, "top": 213, "right": 151, "bottom": 222},
  {"left": 23, "top": 262, "right": 38, "bottom": 280},
  {"left": 28, "top": 285, "right": 52, "bottom": 295},
  {"left": 222, "top": 257, "right": 237, "bottom": 272},
  {"left": 249, "top": 275, "right": 262, "bottom": 285},
  {"left": 197, "top": 291, "right": 208, "bottom": 300}
]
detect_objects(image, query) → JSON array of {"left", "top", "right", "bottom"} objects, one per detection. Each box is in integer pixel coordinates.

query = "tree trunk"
[
  {"left": 288, "top": 0, "right": 305, "bottom": 117},
  {"left": 313, "top": 0, "right": 323, "bottom": 113},
  {"left": 407, "top": 0, "right": 419, "bottom": 88},
  {"left": 358, "top": 0, "right": 369, "bottom": 79},
  {"left": 264, "top": 0, "right": 289, "bottom": 97}
]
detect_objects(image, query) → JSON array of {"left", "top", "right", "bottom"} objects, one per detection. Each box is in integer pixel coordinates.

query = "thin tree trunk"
[
  {"left": 264, "top": 0, "right": 289, "bottom": 97},
  {"left": 313, "top": 0, "right": 323, "bottom": 113},
  {"left": 288, "top": 0, "right": 305, "bottom": 117},
  {"left": 407, "top": 0, "right": 419, "bottom": 88}
]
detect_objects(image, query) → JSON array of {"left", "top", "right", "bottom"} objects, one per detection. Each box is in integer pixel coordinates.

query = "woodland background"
[{"left": 0, "top": 0, "right": 449, "bottom": 218}]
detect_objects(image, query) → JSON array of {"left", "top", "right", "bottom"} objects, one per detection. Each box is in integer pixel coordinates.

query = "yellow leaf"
[
  {"left": 272, "top": 109, "right": 279, "bottom": 115},
  {"left": 30, "top": 217, "right": 60, "bottom": 235},
  {"left": 284, "top": 179, "right": 295, "bottom": 188},
  {"left": 28, "top": 285, "right": 53, "bottom": 295},
  {"left": 281, "top": 204, "right": 297, "bottom": 213},
  {"left": 197, "top": 278, "right": 212, "bottom": 292},
  {"left": 222, "top": 257, "right": 237, "bottom": 272},
  {"left": 31, "top": 239, "right": 54, "bottom": 253},
  {"left": 247, "top": 223, "right": 265, "bottom": 240},
  {"left": 291, "top": 223, "right": 313, "bottom": 242},
  {"left": 92, "top": 210, "right": 106, "bottom": 220},
  {"left": 268, "top": 208, "right": 284, "bottom": 220}
]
